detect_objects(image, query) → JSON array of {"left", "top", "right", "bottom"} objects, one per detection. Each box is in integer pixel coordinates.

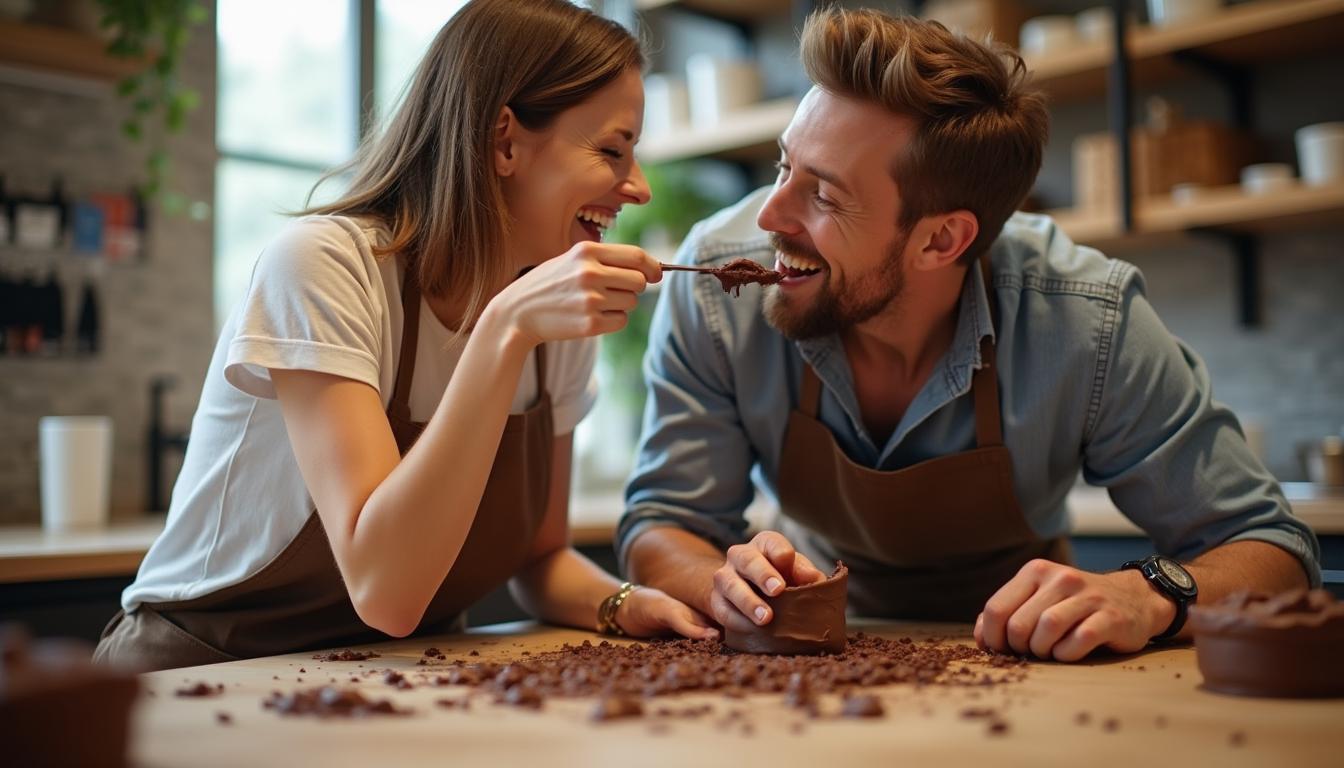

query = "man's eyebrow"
[{"left": 777, "top": 138, "right": 850, "bottom": 195}]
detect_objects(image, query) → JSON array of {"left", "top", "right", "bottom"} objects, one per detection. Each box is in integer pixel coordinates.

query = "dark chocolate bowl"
[{"left": 1190, "top": 589, "right": 1344, "bottom": 698}]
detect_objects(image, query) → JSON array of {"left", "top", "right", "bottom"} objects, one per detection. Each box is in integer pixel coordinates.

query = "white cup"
[
  {"left": 686, "top": 55, "right": 761, "bottom": 129},
  {"left": 39, "top": 416, "right": 113, "bottom": 532},
  {"left": 1076, "top": 7, "right": 1119, "bottom": 44},
  {"left": 643, "top": 74, "right": 690, "bottom": 138},
  {"left": 1019, "top": 15, "right": 1078, "bottom": 57},
  {"left": 1295, "top": 122, "right": 1344, "bottom": 186},
  {"left": 1146, "top": 0, "right": 1222, "bottom": 27}
]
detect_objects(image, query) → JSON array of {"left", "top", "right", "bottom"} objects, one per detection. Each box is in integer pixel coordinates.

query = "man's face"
[{"left": 758, "top": 88, "right": 913, "bottom": 340}]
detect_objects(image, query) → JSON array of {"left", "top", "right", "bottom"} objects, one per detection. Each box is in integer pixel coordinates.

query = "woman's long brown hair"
[{"left": 302, "top": 0, "right": 644, "bottom": 325}]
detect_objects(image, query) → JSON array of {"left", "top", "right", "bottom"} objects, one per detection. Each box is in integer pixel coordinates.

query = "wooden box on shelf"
[
  {"left": 1073, "top": 121, "right": 1257, "bottom": 211},
  {"left": 921, "top": 0, "right": 1032, "bottom": 46}
]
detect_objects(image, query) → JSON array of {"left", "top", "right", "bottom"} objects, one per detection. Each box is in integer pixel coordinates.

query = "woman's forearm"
[
  {"left": 509, "top": 546, "right": 621, "bottom": 631},
  {"left": 346, "top": 304, "right": 534, "bottom": 632}
]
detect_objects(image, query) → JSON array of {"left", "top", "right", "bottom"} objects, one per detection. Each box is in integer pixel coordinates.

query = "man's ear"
[
  {"left": 911, "top": 210, "right": 978, "bottom": 271},
  {"left": 494, "top": 106, "right": 521, "bottom": 177}
]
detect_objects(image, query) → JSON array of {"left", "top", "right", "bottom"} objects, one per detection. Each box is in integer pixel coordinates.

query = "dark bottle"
[
  {"left": 76, "top": 280, "right": 100, "bottom": 356},
  {"left": 39, "top": 270, "right": 64, "bottom": 356}
]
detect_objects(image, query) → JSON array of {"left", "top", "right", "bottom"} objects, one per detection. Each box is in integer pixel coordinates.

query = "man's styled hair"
[{"left": 800, "top": 9, "right": 1048, "bottom": 260}]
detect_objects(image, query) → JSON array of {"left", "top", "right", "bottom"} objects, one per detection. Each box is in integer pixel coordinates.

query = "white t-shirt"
[{"left": 123, "top": 215, "right": 598, "bottom": 611}]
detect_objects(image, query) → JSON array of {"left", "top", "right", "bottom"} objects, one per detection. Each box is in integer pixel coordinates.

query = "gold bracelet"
[{"left": 596, "top": 581, "right": 639, "bottom": 636}]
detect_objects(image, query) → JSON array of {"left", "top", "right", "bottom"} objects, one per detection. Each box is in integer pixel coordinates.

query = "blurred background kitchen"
[{"left": 1, "top": 0, "right": 1340, "bottom": 638}]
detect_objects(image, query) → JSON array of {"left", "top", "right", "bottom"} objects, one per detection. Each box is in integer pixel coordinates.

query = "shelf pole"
[{"left": 1107, "top": 0, "right": 1134, "bottom": 232}]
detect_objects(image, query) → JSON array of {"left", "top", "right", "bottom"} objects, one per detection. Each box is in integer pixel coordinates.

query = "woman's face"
[{"left": 499, "top": 67, "right": 651, "bottom": 269}]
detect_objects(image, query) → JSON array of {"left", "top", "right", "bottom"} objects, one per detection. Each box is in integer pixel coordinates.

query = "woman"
[{"left": 95, "top": 0, "right": 717, "bottom": 671}]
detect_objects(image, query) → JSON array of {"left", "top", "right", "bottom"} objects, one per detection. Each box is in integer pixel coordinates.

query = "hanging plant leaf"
[{"left": 98, "top": 0, "right": 208, "bottom": 212}]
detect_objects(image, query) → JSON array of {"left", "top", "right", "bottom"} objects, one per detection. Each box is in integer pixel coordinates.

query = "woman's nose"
[{"left": 623, "top": 161, "right": 652, "bottom": 205}]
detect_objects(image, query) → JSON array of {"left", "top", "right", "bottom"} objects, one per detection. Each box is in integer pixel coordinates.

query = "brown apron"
[
  {"left": 776, "top": 255, "right": 1070, "bottom": 621},
  {"left": 95, "top": 275, "right": 553, "bottom": 670}
]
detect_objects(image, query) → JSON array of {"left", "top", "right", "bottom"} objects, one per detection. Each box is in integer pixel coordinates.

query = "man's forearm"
[
  {"left": 1174, "top": 539, "right": 1311, "bottom": 639},
  {"left": 626, "top": 527, "right": 724, "bottom": 616}
]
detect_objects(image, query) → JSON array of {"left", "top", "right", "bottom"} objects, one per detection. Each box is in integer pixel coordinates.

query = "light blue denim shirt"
[{"left": 617, "top": 187, "right": 1321, "bottom": 586}]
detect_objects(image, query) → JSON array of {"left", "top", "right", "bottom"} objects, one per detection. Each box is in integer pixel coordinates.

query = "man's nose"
[{"left": 757, "top": 184, "right": 798, "bottom": 236}]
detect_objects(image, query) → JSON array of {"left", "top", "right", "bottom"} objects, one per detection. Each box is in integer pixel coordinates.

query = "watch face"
[{"left": 1158, "top": 558, "right": 1194, "bottom": 590}]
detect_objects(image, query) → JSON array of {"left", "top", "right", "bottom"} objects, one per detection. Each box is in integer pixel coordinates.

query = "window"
[{"left": 214, "top": 0, "right": 462, "bottom": 325}]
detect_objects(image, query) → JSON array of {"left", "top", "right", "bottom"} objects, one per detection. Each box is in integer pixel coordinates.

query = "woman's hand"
[
  {"left": 615, "top": 586, "right": 719, "bottom": 641},
  {"left": 490, "top": 242, "right": 661, "bottom": 348}
]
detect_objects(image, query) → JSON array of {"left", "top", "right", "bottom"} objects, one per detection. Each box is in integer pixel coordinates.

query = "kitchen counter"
[
  {"left": 0, "top": 515, "right": 165, "bottom": 583},
  {"left": 128, "top": 620, "right": 1344, "bottom": 768},
  {"left": 3, "top": 483, "right": 1341, "bottom": 585}
]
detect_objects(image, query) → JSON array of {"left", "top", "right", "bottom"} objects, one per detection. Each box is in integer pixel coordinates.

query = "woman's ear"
[{"left": 494, "top": 106, "right": 520, "bottom": 177}]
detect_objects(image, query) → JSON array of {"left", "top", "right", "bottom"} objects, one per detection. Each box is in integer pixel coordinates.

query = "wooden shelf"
[
  {"left": 0, "top": 19, "right": 145, "bottom": 83},
  {"left": 1046, "top": 180, "right": 1344, "bottom": 250},
  {"left": 1026, "top": 0, "right": 1344, "bottom": 101},
  {"left": 637, "top": 97, "right": 796, "bottom": 164},
  {"left": 634, "top": 0, "right": 792, "bottom": 22}
]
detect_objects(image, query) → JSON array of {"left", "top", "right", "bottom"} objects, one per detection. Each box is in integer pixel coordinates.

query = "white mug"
[
  {"left": 643, "top": 74, "right": 690, "bottom": 139},
  {"left": 1146, "top": 0, "right": 1222, "bottom": 27},
  {"left": 1295, "top": 122, "right": 1344, "bottom": 186},
  {"left": 686, "top": 55, "right": 761, "bottom": 129},
  {"left": 40, "top": 416, "right": 113, "bottom": 532},
  {"left": 1019, "top": 15, "right": 1077, "bottom": 57}
]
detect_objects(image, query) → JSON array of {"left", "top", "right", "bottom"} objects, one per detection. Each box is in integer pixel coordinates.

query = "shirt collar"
[{"left": 947, "top": 256, "right": 997, "bottom": 391}]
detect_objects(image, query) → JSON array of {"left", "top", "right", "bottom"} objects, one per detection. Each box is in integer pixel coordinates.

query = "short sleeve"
[
  {"left": 546, "top": 337, "right": 599, "bottom": 436},
  {"left": 225, "top": 217, "right": 384, "bottom": 400}
]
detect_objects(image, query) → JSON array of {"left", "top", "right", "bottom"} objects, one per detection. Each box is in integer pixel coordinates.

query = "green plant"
[
  {"left": 99, "top": 0, "right": 208, "bottom": 207},
  {"left": 606, "top": 162, "right": 729, "bottom": 248},
  {"left": 600, "top": 162, "right": 732, "bottom": 412}
]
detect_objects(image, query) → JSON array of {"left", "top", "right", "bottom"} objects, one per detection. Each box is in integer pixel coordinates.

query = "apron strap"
[
  {"left": 388, "top": 267, "right": 421, "bottom": 423},
  {"left": 534, "top": 341, "right": 547, "bottom": 394},
  {"left": 800, "top": 361, "right": 823, "bottom": 418},
  {"left": 971, "top": 253, "right": 1004, "bottom": 448}
]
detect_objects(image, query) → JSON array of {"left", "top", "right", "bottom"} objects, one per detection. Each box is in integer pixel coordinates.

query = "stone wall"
[{"left": 0, "top": 3, "right": 217, "bottom": 524}]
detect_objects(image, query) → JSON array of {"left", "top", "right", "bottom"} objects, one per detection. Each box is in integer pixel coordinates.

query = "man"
[{"left": 617, "top": 8, "right": 1319, "bottom": 662}]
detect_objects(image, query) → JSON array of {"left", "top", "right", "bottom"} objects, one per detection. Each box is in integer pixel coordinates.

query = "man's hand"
[
  {"left": 973, "top": 559, "right": 1175, "bottom": 662},
  {"left": 709, "top": 531, "right": 826, "bottom": 633}
]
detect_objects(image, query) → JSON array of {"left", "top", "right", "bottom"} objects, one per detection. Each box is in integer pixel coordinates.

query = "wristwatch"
[
  {"left": 596, "top": 581, "right": 639, "bottom": 636},
  {"left": 1121, "top": 555, "right": 1198, "bottom": 640}
]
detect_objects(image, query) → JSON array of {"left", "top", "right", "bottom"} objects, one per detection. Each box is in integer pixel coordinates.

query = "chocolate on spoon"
[{"left": 660, "top": 258, "right": 783, "bottom": 296}]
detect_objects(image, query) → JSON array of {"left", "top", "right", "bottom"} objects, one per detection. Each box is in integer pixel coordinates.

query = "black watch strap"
[{"left": 1121, "top": 556, "right": 1195, "bottom": 641}]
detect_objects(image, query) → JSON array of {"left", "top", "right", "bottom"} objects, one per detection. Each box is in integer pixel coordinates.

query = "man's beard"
[{"left": 763, "top": 231, "right": 907, "bottom": 340}]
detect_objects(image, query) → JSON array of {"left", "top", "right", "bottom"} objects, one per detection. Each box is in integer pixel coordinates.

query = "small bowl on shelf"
[{"left": 1240, "top": 163, "right": 1296, "bottom": 196}]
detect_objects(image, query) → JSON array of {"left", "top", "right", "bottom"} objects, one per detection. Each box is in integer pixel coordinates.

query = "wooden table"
[{"left": 131, "top": 621, "right": 1344, "bottom": 768}]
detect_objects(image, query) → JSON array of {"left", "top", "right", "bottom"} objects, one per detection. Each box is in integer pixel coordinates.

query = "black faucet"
[{"left": 147, "top": 375, "right": 189, "bottom": 512}]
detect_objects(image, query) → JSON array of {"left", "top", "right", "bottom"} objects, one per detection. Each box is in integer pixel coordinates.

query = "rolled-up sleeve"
[
  {"left": 615, "top": 234, "right": 758, "bottom": 572},
  {"left": 1081, "top": 270, "right": 1321, "bottom": 586}
]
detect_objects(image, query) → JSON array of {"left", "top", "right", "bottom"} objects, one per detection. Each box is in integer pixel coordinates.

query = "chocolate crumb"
[
  {"left": 298, "top": 668, "right": 306, "bottom": 673},
  {"left": 1230, "top": 731, "right": 1246, "bottom": 747},
  {"left": 263, "top": 686, "right": 410, "bottom": 718},
  {"left": 590, "top": 695, "right": 643, "bottom": 722},
  {"left": 175, "top": 682, "right": 224, "bottom": 698},
  {"left": 215, "top": 712, "right": 232, "bottom": 725},
  {"left": 468, "top": 650, "right": 480, "bottom": 656},
  {"left": 1075, "top": 711, "right": 1092, "bottom": 726},
  {"left": 840, "top": 694, "right": 884, "bottom": 718},
  {"left": 311, "top": 649, "right": 380, "bottom": 662},
  {"left": 1102, "top": 718, "right": 1120, "bottom": 733},
  {"left": 987, "top": 720, "right": 1010, "bottom": 736}
]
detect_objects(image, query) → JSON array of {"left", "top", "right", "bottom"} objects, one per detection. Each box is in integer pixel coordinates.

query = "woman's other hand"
[
  {"left": 615, "top": 586, "right": 719, "bottom": 641},
  {"left": 491, "top": 242, "right": 661, "bottom": 347}
]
